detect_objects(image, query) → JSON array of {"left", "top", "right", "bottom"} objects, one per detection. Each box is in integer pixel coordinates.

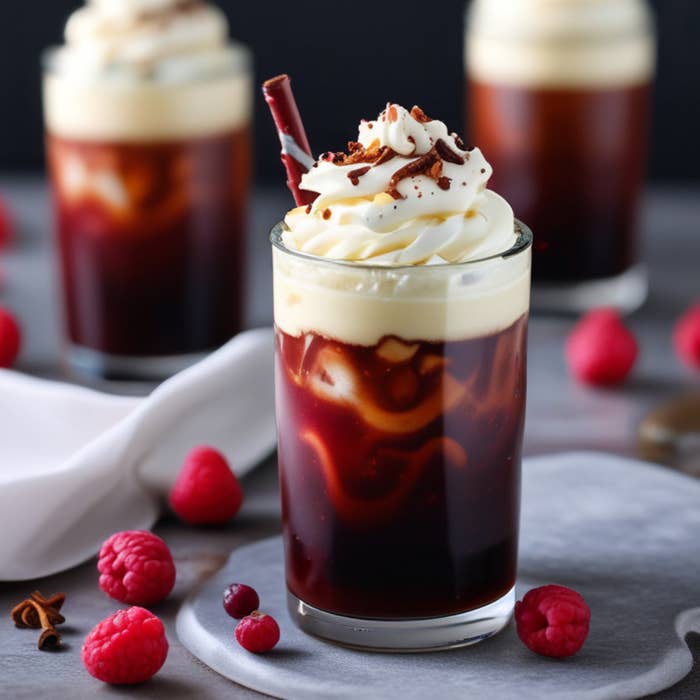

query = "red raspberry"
[
  {"left": 235, "top": 612, "right": 280, "bottom": 653},
  {"left": 223, "top": 583, "right": 260, "bottom": 619},
  {"left": 515, "top": 585, "right": 590, "bottom": 658},
  {"left": 98, "top": 531, "right": 176, "bottom": 606},
  {"left": 169, "top": 446, "right": 243, "bottom": 525},
  {"left": 0, "top": 197, "right": 13, "bottom": 250},
  {"left": 566, "top": 308, "right": 638, "bottom": 386},
  {"left": 674, "top": 303, "right": 700, "bottom": 371},
  {"left": 0, "top": 307, "right": 21, "bottom": 368},
  {"left": 82, "top": 606, "right": 168, "bottom": 684}
]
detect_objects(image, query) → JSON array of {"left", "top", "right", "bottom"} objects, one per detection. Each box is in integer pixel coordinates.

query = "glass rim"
[
  {"left": 40, "top": 40, "right": 252, "bottom": 83},
  {"left": 270, "top": 219, "right": 533, "bottom": 272}
]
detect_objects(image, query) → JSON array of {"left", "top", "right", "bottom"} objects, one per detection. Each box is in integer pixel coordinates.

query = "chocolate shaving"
[
  {"left": 331, "top": 141, "right": 396, "bottom": 167},
  {"left": 437, "top": 176, "right": 452, "bottom": 191},
  {"left": 387, "top": 151, "right": 439, "bottom": 199},
  {"left": 451, "top": 132, "right": 468, "bottom": 151},
  {"left": 435, "top": 138, "right": 464, "bottom": 165},
  {"left": 347, "top": 166, "right": 371, "bottom": 186},
  {"left": 375, "top": 147, "right": 397, "bottom": 165}
]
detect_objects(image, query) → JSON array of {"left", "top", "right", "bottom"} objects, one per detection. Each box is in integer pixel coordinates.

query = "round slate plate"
[{"left": 177, "top": 452, "right": 700, "bottom": 699}]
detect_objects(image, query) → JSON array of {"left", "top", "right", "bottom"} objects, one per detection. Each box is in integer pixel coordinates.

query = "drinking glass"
[
  {"left": 272, "top": 220, "right": 532, "bottom": 650},
  {"left": 43, "top": 44, "right": 252, "bottom": 379}
]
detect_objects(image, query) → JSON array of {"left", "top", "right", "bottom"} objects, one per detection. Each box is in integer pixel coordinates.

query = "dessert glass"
[
  {"left": 272, "top": 220, "right": 532, "bottom": 650},
  {"left": 465, "top": 0, "right": 655, "bottom": 313},
  {"left": 42, "top": 45, "right": 252, "bottom": 380}
]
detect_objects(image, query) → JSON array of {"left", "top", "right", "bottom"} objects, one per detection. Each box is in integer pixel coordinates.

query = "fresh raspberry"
[
  {"left": 235, "top": 612, "right": 280, "bottom": 653},
  {"left": 515, "top": 585, "right": 590, "bottom": 658},
  {"left": 169, "top": 446, "right": 243, "bottom": 525},
  {"left": 82, "top": 606, "right": 168, "bottom": 684},
  {"left": 223, "top": 583, "right": 260, "bottom": 619},
  {"left": 0, "top": 307, "right": 21, "bottom": 368},
  {"left": 0, "top": 197, "right": 13, "bottom": 250},
  {"left": 566, "top": 308, "right": 638, "bottom": 386},
  {"left": 98, "top": 531, "right": 176, "bottom": 606},
  {"left": 674, "top": 303, "right": 700, "bottom": 371}
]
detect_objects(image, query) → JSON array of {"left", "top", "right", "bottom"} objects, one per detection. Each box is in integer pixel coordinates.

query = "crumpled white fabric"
[{"left": 0, "top": 328, "right": 276, "bottom": 581}]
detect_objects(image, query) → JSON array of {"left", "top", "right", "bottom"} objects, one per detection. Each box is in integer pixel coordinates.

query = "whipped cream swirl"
[
  {"left": 53, "top": 0, "right": 235, "bottom": 82},
  {"left": 283, "top": 104, "right": 516, "bottom": 266}
]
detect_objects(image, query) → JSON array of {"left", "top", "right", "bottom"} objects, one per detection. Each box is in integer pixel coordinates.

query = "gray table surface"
[{"left": 0, "top": 178, "right": 698, "bottom": 699}]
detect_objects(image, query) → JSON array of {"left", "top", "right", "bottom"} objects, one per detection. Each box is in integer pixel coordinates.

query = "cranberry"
[
  {"left": 223, "top": 583, "right": 260, "bottom": 620},
  {"left": 235, "top": 612, "right": 280, "bottom": 653}
]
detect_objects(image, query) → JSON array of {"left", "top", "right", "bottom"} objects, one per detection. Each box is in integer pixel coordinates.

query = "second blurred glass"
[
  {"left": 466, "top": 0, "right": 655, "bottom": 312},
  {"left": 43, "top": 41, "right": 252, "bottom": 380}
]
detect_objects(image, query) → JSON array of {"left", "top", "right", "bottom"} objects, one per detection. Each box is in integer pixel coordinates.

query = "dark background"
[{"left": 0, "top": 0, "right": 698, "bottom": 183}]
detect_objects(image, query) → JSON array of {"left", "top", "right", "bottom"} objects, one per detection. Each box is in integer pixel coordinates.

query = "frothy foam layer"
[
  {"left": 467, "top": 0, "right": 655, "bottom": 88},
  {"left": 273, "top": 229, "right": 531, "bottom": 345},
  {"left": 284, "top": 104, "right": 517, "bottom": 265},
  {"left": 44, "top": 0, "right": 251, "bottom": 140}
]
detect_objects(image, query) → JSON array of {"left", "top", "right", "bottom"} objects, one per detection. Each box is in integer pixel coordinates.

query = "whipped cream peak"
[
  {"left": 357, "top": 103, "right": 464, "bottom": 158},
  {"left": 283, "top": 103, "right": 515, "bottom": 267},
  {"left": 56, "top": 0, "right": 233, "bottom": 82}
]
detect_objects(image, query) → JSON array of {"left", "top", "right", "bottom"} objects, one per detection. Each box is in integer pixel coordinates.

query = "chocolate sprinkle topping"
[
  {"left": 435, "top": 139, "right": 464, "bottom": 165},
  {"left": 387, "top": 150, "right": 440, "bottom": 199},
  {"left": 451, "top": 132, "right": 467, "bottom": 151},
  {"left": 347, "top": 166, "right": 371, "bottom": 186}
]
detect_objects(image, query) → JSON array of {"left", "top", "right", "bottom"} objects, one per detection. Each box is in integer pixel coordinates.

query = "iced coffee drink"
[
  {"left": 272, "top": 104, "right": 532, "bottom": 650},
  {"left": 466, "top": 0, "right": 655, "bottom": 312},
  {"left": 43, "top": 0, "right": 252, "bottom": 379}
]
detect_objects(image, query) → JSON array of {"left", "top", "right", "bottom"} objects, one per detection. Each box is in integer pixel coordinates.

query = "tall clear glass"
[
  {"left": 272, "top": 221, "right": 532, "bottom": 650},
  {"left": 465, "top": 0, "right": 655, "bottom": 313},
  {"left": 42, "top": 44, "right": 252, "bottom": 380}
]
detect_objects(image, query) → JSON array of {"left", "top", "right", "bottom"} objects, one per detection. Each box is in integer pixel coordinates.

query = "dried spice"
[{"left": 10, "top": 591, "right": 66, "bottom": 650}]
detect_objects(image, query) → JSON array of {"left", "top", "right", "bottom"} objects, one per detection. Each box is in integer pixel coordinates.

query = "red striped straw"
[{"left": 262, "top": 74, "right": 318, "bottom": 207}]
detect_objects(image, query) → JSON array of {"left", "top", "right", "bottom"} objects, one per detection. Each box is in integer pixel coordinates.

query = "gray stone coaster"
[{"left": 176, "top": 453, "right": 700, "bottom": 699}]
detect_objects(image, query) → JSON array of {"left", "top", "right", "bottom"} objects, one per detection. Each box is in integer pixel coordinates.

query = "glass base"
[
  {"left": 66, "top": 344, "right": 210, "bottom": 381},
  {"left": 287, "top": 587, "right": 514, "bottom": 652},
  {"left": 531, "top": 264, "right": 648, "bottom": 315}
]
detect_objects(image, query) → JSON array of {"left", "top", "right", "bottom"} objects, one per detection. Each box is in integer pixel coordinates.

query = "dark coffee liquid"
[
  {"left": 47, "top": 128, "right": 251, "bottom": 358},
  {"left": 275, "top": 317, "right": 527, "bottom": 619},
  {"left": 468, "top": 81, "right": 650, "bottom": 282}
]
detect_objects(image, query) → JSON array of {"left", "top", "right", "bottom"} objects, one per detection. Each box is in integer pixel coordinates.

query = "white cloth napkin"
[{"left": 0, "top": 329, "right": 277, "bottom": 581}]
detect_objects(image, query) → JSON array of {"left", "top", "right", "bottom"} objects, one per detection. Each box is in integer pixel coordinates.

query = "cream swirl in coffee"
[{"left": 283, "top": 104, "right": 515, "bottom": 266}]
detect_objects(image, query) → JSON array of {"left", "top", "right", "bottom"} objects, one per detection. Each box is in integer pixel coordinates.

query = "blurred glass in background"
[
  {"left": 42, "top": 0, "right": 252, "bottom": 380},
  {"left": 465, "top": 0, "right": 656, "bottom": 313}
]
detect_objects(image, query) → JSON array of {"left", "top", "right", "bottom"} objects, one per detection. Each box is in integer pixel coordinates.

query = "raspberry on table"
[
  {"left": 169, "top": 446, "right": 244, "bottom": 525},
  {"left": 515, "top": 584, "right": 590, "bottom": 658},
  {"left": 223, "top": 583, "right": 260, "bottom": 619},
  {"left": 0, "top": 307, "right": 21, "bottom": 368},
  {"left": 235, "top": 612, "right": 280, "bottom": 653},
  {"left": 566, "top": 308, "right": 638, "bottom": 386},
  {"left": 82, "top": 606, "right": 168, "bottom": 684},
  {"left": 98, "top": 531, "right": 176, "bottom": 606},
  {"left": 674, "top": 302, "right": 700, "bottom": 370}
]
